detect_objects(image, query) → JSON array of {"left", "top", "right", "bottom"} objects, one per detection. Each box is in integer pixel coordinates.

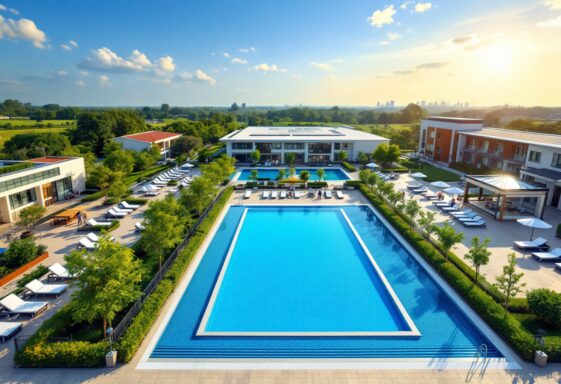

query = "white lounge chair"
[
  {"left": 144, "top": 190, "right": 159, "bottom": 197},
  {"left": 450, "top": 209, "right": 474, "bottom": 217},
  {"left": 243, "top": 190, "right": 252, "bottom": 199},
  {"left": 280, "top": 190, "right": 287, "bottom": 199},
  {"left": 0, "top": 294, "right": 47, "bottom": 317},
  {"left": 107, "top": 209, "right": 127, "bottom": 218},
  {"left": 86, "top": 232, "right": 101, "bottom": 243},
  {"left": 513, "top": 237, "right": 549, "bottom": 251},
  {"left": 458, "top": 215, "right": 483, "bottom": 223},
  {"left": 262, "top": 191, "right": 270, "bottom": 199},
  {"left": 86, "top": 218, "right": 111, "bottom": 227},
  {"left": 48, "top": 263, "right": 78, "bottom": 280},
  {"left": 294, "top": 191, "right": 302, "bottom": 199},
  {"left": 25, "top": 279, "right": 67, "bottom": 297},
  {"left": 324, "top": 190, "right": 332, "bottom": 199},
  {"left": 336, "top": 191, "right": 344, "bottom": 199},
  {"left": 532, "top": 248, "right": 561, "bottom": 261},
  {"left": 135, "top": 222, "right": 145, "bottom": 231},
  {"left": 0, "top": 321, "right": 22, "bottom": 342},
  {"left": 462, "top": 220, "right": 486, "bottom": 228},
  {"left": 271, "top": 191, "right": 278, "bottom": 199},
  {"left": 120, "top": 201, "right": 141, "bottom": 210},
  {"left": 77, "top": 238, "right": 97, "bottom": 250},
  {"left": 441, "top": 204, "right": 461, "bottom": 212},
  {"left": 113, "top": 206, "right": 133, "bottom": 214}
]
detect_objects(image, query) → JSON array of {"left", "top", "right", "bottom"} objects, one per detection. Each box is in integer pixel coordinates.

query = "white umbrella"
[
  {"left": 366, "top": 162, "right": 379, "bottom": 169},
  {"left": 516, "top": 217, "right": 552, "bottom": 240},
  {"left": 183, "top": 163, "right": 195, "bottom": 168},
  {"left": 431, "top": 181, "right": 451, "bottom": 189},
  {"left": 443, "top": 186, "right": 464, "bottom": 195},
  {"left": 411, "top": 172, "right": 427, "bottom": 179}
]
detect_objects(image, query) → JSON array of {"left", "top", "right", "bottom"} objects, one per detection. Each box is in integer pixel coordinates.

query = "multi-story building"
[
  {"left": 0, "top": 157, "right": 86, "bottom": 223},
  {"left": 221, "top": 126, "right": 390, "bottom": 164},
  {"left": 419, "top": 117, "right": 561, "bottom": 209},
  {"left": 113, "top": 131, "right": 182, "bottom": 160}
]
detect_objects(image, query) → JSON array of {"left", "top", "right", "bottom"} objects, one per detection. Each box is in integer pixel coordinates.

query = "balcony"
[{"left": 462, "top": 146, "right": 524, "bottom": 165}]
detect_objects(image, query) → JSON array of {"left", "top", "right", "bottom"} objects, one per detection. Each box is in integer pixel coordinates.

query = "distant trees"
[
  {"left": 171, "top": 135, "right": 203, "bottom": 158},
  {"left": 3, "top": 132, "right": 71, "bottom": 159}
]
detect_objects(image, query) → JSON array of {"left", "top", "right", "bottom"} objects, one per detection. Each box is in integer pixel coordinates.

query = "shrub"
[
  {"left": 307, "top": 181, "right": 328, "bottom": 188},
  {"left": 167, "top": 180, "right": 178, "bottom": 186},
  {"left": 16, "top": 265, "right": 49, "bottom": 288},
  {"left": 0, "top": 162, "right": 34, "bottom": 175},
  {"left": 341, "top": 161, "right": 356, "bottom": 172},
  {"left": 1, "top": 238, "right": 39, "bottom": 269},
  {"left": 527, "top": 289, "right": 561, "bottom": 330}
]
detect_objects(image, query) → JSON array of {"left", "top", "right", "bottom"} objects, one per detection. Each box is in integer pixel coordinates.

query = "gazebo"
[{"left": 463, "top": 175, "right": 549, "bottom": 221}]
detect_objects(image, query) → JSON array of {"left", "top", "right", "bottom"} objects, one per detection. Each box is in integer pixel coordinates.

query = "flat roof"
[
  {"left": 466, "top": 175, "right": 549, "bottom": 192},
  {"left": 425, "top": 116, "right": 484, "bottom": 124},
  {"left": 520, "top": 167, "right": 561, "bottom": 181},
  {"left": 221, "top": 126, "right": 390, "bottom": 142},
  {"left": 30, "top": 156, "right": 74, "bottom": 164},
  {"left": 117, "top": 130, "right": 181, "bottom": 143},
  {"left": 460, "top": 128, "right": 561, "bottom": 149}
]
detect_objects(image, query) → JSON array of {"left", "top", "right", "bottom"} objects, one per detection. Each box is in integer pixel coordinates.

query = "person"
[
  {"left": 318, "top": 190, "right": 322, "bottom": 199},
  {"left": 82, "top": 211, "right": 88, "bottom": 223},
  {"left": 76, "top": 211, "right": 82, "bottom": 226}
]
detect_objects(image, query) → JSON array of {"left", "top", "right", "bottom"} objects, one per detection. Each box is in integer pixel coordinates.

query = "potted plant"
[{"left": 17, "top": 205, "right": 47, "bottom": 238}]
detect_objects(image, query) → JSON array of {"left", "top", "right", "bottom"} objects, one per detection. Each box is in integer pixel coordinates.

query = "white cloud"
[
  {"left": 400, "top": 1, "right": 411, "bottom": 9},
  {"left": 69, "top": 40, "right": 78, "bottom": 48},
  {"left": 380, "top": 40, "right": 391, "bottom": 46},
  {"left": 79, "top": 70, "right": 90, "bottom": 77},
  {"left": 177, "top": 71, "right": 193, "bottom": 81},
  {"left": 56, "top": 70, "right": 68, "bottom": 76},
  {"left": 387, "top": 32, "right": 402, "bottom": 40},
  {"left": 129, "top": 49, "right": 151, "bottom": 67},
  {"left": 231, "top": 57, "right": 248, "bottom": 64},
  {"left": 0, "top": 4, "right": 5, "bottom": 11},
  {"left": 222, "top": 52, "right": 231, "bottom": 58},
  {"left": 76, "top": 80, "right": 85, "bottom": 87},
  {"left": 0, "top": 4, "right": 15, "bottom": 14},
  {"left": 0, "top": 15, "right": 47, "bottom": 48},
  {"left": 537, "top": 15, "right": 561, "bottom": 27},
  {"left": 309, "top": 62, "right": 335, "bottom": 71},
  {"left": 156, "top": 56, "right": 175, "bottom": 74},
  {"left": 98, "top": 75, "right": 111, "bottom": 87},
  {"left": 194, "top": 69, "right": 216, "bottom": 85},
  {"left": 414, "top": 2, "right": 432, "bottom": 13},
  {"left": 60, "top": 39, "right": 78, "bottom": 51},
  {"left": 249, "top": 63, "right": 287, "bottom": 73},
  {"left": 367, "top": 5, "right": 396, "bottom": 28},
  {"left": 238, "top": 47, "right": 256, "bottom": 53},
  {"left": 60, "top": 44, "right": 71, "bottom": 51},
  {"left": 543, "top": 0, "right": 561, "bottom": 10}
]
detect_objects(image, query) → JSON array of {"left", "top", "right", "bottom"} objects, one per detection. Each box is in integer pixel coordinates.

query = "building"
[
  {"left": 0, "top": 157, "right": 86, "bottom": 223},
  {"left": 419, "top": 116, "right": 561, "bottom": 210},
  {"left": 220, "top": 126, "right": 390, "bottom": 164},
  {"left": 113, "top": 131, "right": 182, "bottom": 159}
]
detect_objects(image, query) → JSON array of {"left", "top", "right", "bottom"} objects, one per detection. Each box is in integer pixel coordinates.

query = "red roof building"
[{"left": 113, "top": 130, "right": 182, "bottom": 159}]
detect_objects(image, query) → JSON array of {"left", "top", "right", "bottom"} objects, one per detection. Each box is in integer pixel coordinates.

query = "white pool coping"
[
  {"left": 196, "top": 207, "right": 419, "bottom": 337},
  {"left": 138, "top": 203, "right": 522, "bottom": 370},
  {"left": 231, "top": 166, "right": 353, "bottom": 182}
]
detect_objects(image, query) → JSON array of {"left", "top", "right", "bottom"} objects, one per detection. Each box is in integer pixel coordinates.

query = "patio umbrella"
[
  {"left": 411, "top": 172, "right": 427, "bottom": 179},
  {"left": 366, "top": 162, "right": 379, "bottom": 169},
  {"left": 431, "top": 181, "right": 451, "bottom": 189},
  {"left": 516, "top": 217, "right": 552, "bottom": 240},
  {"left": 443, "top": 186, "right": 464, "bottom": 196},
  {"left": 183, "top": 163, "right": 195, "bottom": 168}
]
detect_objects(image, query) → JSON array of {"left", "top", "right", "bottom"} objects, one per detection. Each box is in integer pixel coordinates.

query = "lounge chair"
[
  {"left": 0, "top": 322, "right": 22, "bottom": 342},
  {"left": 336, "top": 190, "right": 344, "bottom": 199},
  {"left": 450, "top": 209, "right": 474, "bottom": 217},
  {"left": 135, "top": 222, "right": 145, "bottom": 231},
  {"left": 243, "top": 190, "right": 252, "bottom": 199},
  {"left": 271, "top": 191, "right": 278, "bottom": 199},
  {"left": 513, "top": 237, "right": 549, "bottom": 251},
  {"left": 280, "top": 190, "right": 287, "bottom": 199},
  {"left": 262, "top": 191, "right": 270, "bottom": 199},
  {"left": 412, "top": 187, "right": 428, "bottom": 194},
  {"left": 85, "top": 218, "right": 111, "bottom": 227},
  {"left": 458, "top": 215, "right": 483, "bottom": 223},
  {"left": 441, "top": 204, "right": 461, "bottom": 212},
  {"left": 48, "top": 263, "right": 78, "bottom": 280},
  {"left": 144, "top": 190, "right": 159, "bottom": 197},
  {"left": 86, "top": 232, "right": 115, "bottom": 243},
  {"left": 77, "top": 237, "right": 97, "bottom": 250},
  {"left": 120, "top": 201, "right": 140, "bottom": 210},
  {"left": 462, "top": 220, "right": 486, "bottom": 228},
  {"left": 106, "top": 208, "right": 127, "bottom": 218},
  {"left": 324, "top": 190, "right": 332, "bottom": 199},
  {"left": 25, "top": 279, "right": 67, "bottom": 297},
  {"left": 113, "top": 206, "right": 133, "bottom": 214},
  {"left": 407, "top": 184, "right": 422, "bottom": 190},
  {"left": 294, "top": 191, "right": 302, "bottom": 199},
  {"left": 532, "top": 248, "right": 561, "bottom": 261},
  {"left": 0, "top": 294, "right": 47, "bottom": 317},
  {"left": 433, "top": 201, "right": 451, "bottom": 207}
]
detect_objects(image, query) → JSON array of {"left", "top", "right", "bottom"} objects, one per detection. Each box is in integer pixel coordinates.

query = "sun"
[{"left": 480, "top": 42, "right": 514, "bottom": 75}]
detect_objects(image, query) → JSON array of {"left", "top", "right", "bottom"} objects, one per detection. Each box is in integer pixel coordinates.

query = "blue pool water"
[
  {"left": 151, "top": 205, "right": 502, "bottom": 359},
  {"left": 236, "top": 168, "right": 349, "bottom": 181},
  {"left": 203, "top": 208, "right": 410, "bottom": 334}
]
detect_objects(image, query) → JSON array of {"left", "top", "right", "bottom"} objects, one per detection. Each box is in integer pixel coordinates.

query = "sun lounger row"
[
  {"left": 435, "top": 205, "right": 487, "bottom": 228},
  {"left": 77, "top": 232, "right": 115, "bottom": 250},
  {"left": 106, "top": 205, "right": 133, "bottom": 219},
  {"left": 249, "top": 189, "right": 343, "bottom": 200}
]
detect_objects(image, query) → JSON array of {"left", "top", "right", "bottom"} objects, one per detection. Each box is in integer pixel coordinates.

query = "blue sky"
[{"left": 1, "top": 0, "right": 560, "bottom": 106}]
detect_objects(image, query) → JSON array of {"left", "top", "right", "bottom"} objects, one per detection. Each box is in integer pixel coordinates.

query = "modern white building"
[
  {"left": 0, "top": 157, "right": 86, "bottom": 223},
  {"left": 220, "top": 126, "right": 390, "bottom": 164},
  {"left": 113, "top": 131, "right": 182, "bottom": 159}
]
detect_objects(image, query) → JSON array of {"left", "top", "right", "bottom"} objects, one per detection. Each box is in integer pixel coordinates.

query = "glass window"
[
  {"left": 529, "top": 151, "right": 541, "bottom": 163},
  {"left": 271, "top": 143, "right": 282, "bottom": 150},
  {"left": 284, "top": 143, "right": 304, "bottom": 150},
  {"left": 0, "top": 167, "right": 60, "bottom": 193},
  {"left": 334, "top": 143, "right": 341, "bottom": 150},
  {"left": 9, "top": 188, "right": 37, "bottom": 209},
  {"left": 232, "top": 142, "right": 253, "bottom": 150},
  {"left": 308, "top": 143, "right": 331, "bottom": 154},
  {"left": 552, "top": 153, "right": 561, "bottom": 169}
]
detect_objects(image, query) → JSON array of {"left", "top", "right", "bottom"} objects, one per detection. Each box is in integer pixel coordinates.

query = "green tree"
[
  {"left": 171, "top": 135, "right": 203, "bottom": 158},
  {"left": 104, "top": 149, "right": 135, "bottom": 175},
  {"left": 134, "top": 152, "right": 153, "bottom": 181},
  {"left": 316, "top": 168, "right": 325, "bottom": 181},
  {"left": 16, "top": 204, "right": 47, "bottom": 232},
  {"left": 417, "top": 210, "right": 437, "bottom": 240},
  {"left": 249, "top": 169, "right": 258, "bottom": 181},
  {"left": 180, "top": 176, "right": 215, "bottom": 215},
  {"left": 285, "top": 152, "right": 296, "bottom": 167},
  {"left": 65, "top": 236, "right": 142, "bottom": 337},
  {"left": 434, "top": 223, "right": 465, "bottom": 262},
  {"left": 336, "top": 151, "right": 347, "bottom": 162},
  {"left": 1, "top": 238, "right": 40, "bottom": 269},
  {"left": 494, "top": 253, "right": 525, "bottom": 310},
  {"left": 372, "top": 144, "right": 401, "bottom": 168},
  {"left": 403, "top": 200, "right": 421, "bottom": 227},
  {"left": 367, "top": 172, "right": 379, "bottom": 190},
  {"left": 89, "top": 165, "right": 123, "bottom": 200},
  {"left": 464, "top": 237, "right": 491, "bottom": 284},
  {"left": 527, "top": 289, "right": 561, "bottom": 329},
  {"left": 148, "top": 144, "right": 162, "bottom": 163},
  {"left": 107, "top": 180, "right": 128, "bottom": 202},
  {"left": 358, "top": 169, "right": 371, "bottom": 183},
  {"left": 357, "top": 151, "right": 369, "bottom": 166},
  {"left": 200, "top": 156, "right": 236, "bottom": 185},
  {"left": 387, "top": 190, "right": 401, "bottom": 207},
  {"left": 250, "top": 149, "right": 261, "bottom": 165},
  {"left": 72, "top": 112, "right": 115, "bottom": 156},
  {"left": 299, "top": 170, "right": 310, "bottom": 186},
  {"left": 278, "top": 169, "right": 286, "bottom": 180},
  {"left": 289, "top": 167, "right": 296, "bottom": 177}
]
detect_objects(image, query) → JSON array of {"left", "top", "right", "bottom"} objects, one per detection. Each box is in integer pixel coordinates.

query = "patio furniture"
[
  {"left": 324, "top": 190, "right": 332, "bottom": 199},
  {"left": 77, "top": 238, "right": 96, "bottom": 250},
  {"left": 135, "top": 222, "right": 145, "bottom": 231},
  {"left": 120, "top": 201, "right": 141, "bottom": 210},
  {"left": 280, "top": 190, "right": 287, "bottom": 199},
  {"left": 513, "top": 237, "right": 549, "bottom": 251},
  {"left": 458, "top": 215, "right": 483, "bottom": 223},
  {"left": 462, "top": 220, "right": 486, "bottom": 228},
  {"left": 243, "top": 190, "right": 252, "bottom": 199},
  {"left": 271, "top": 191, "right": 278, "bottom": 199},
  {"left": 555, "top": 263, "right": 561, "bottom": 272},
  {"left": 531, "top": 248, "right": 561, "bottom": 262},
  {"left": 0, "top": 322, "right": 22, "bottom": 343},
  {"left": 294, "top": 191, "right": 302, "bottom": 199},
  {"left": 0, "top": 294, "right": 47, "bottom": 317},
  {"left": 24, "top": 279, "right": 67, "bottom": 297},
  {"left": 261, "top": 191, "right": 270, "bottom": 199},
  {"left": 48, "top": 263, "right": 78, "bottom": 280},
  {"left": 52, "top": 209, "right": 81, "bottom": 225},
  {"left": 85, "top": 218, "right": 111, "bottom": 227},
  {"left": 336, "top": 191, "right": 344, "bottom": 199}
]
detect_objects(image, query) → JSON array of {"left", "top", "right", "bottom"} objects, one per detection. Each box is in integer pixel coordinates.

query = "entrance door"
[{"left": 552, "top": 186, "right": 561, "bottom": 207}]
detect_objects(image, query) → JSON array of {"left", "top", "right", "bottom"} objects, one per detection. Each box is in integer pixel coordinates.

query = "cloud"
[
  {"left": 543, "top": 0, "right": 561, "bottom": 10},
  {"left": 416, "top": 61, "right": 448, "bottom": 70},
  {"left": 367, "top": 5, "right": 396, "bottom": 28},
  {"left": 231, "top": 57, "right": 248, "bottom": 64},
  {"left": 238, "top": 47, "right": 256, "bottom": 53},
  {"left": 411, "top": 32, "right": 502, "bottom": 54},
  {"left": 60, "top": 39, "right": 78, "bottom": 51},
  {"left": 387, "top": 32, "right": 402, "bottom": 40},
  {"left": 156, "top": 56, "right": 175, "bottom": 74},
  {"left": 98, "top": 75, "right": 111, "bottom": 87},
  {"left": 176, "top": 71, "right": 192, "bottom": 81},
  {"left": 79, "top": 70, "right": 90, "bottom": 77},
  {"left": 194, "top": 69, "right": 216, "bottom": 85},
  {"left": 0, "top": 4, "right": 17, "bottom": 14},
  {"left": 394, "top": 70, "right": 415, "bottom": 75},
  {"left": 76, "top": 80, "right": 85, "bottom": 87},
  {"left": 222, "top": 52, "right": 231, "bottom": 58},
  {"left": 414, "top": 2, "right": 432, "bottom": 13},
  {"left": 309, "top": 62, "right": 335, "bottom": 71},
  {"left": 129, "top": 49, "right": 151, "bottom": 67},
  {"left": 0, "top": 15, "right": 47, "bottom": 48},
  {"left": 380, "top": 41, "right": 391, "bottom": 46},
  {"left": 249, "top": 63, "right": 287, "bottom": 73},
  {"left": 56, "top": 70, "right": 68, "bottom": 76},
  {"left": 537, "top": 15, "right": 561, "bottom": 28},
  {"left": 400, "top": 1, "right": 411, "bottom": 9}
]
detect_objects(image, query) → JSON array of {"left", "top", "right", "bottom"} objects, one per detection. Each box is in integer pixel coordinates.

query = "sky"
[{"left": 0, "top": 0, "right": 560, "bottom": 107}]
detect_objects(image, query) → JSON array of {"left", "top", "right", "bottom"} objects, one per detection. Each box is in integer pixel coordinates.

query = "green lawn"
[
  {"left": 0, "top": 127, "right": 69, "bottom": 148},
  {"left": 400, "top": 161, "right": 462, "bottom": 182},
  {"left": 0, "top": 119, "right": 74, "bottom": 127}
]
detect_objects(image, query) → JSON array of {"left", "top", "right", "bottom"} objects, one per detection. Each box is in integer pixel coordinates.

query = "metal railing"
[
  {"left": 14, "top": 336, "right": 72, "bottom": 353},
  {"left": 108, "top": 188, "right": 227, "bottom": 342}
]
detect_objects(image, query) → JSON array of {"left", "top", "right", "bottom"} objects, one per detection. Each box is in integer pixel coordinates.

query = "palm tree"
[
  {"left": 299, "top": 170, "right": 310, "bottom": 186},
  {"left": 316, "top": 168, "right": 325, "bottom": 181},
  {"left": 249, "top": 169, "right": 258, "bottom": 181},
  {"left": 278, "top": 169, "right": 286, "bottom": 180}
]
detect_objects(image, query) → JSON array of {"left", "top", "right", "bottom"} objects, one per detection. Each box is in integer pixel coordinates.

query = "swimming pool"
[{"left": 235, "top": 168, "right": 350, "bottom": 181}]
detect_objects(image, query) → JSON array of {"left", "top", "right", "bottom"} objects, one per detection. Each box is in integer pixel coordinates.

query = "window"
[
  {"left": 255, "top": 143, "right": 273, "bottom": 153},
  {"left": 529, "top": 151, "right": 541, "bottom": 163},
  {"left": 515, "top": 145, "right": 527, "bottom": 161},
  {"left": 271, "top": 143, "right": 282, "bottom": 150},
  {"left": 232, "top": 142, "right": 253, "bottom": 150},
  {"left": 308, "top": 143, "right": 331, "bottom": 154},
  {"left": 436, "top": 131, "right": 441, "bottom": 139},
  {"left": 482, "top": 141, "right": 489, "bottom": 152},
  {"left": 284, "top": 143, "right": 304, "bottom": 150},
  {"left": 0, "top": 168, "right": 60, "bottom": 193},
  {"left": 496, "top": 143, "right": 504, "bottom": 154},
  {"left": 482, "top": 157, "right": 489, "bottom": 166},
  {"left": 552, "top": 153, "right": 561, "bottom": 169},
  {"left": 9, "top": 188, "right": 37, "bottom": 209}
]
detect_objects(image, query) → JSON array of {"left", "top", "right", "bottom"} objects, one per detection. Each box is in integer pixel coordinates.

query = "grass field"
[
  {"left": 0, "top": 127, "right": 69, "bottom": 148},
  {"left": 0, "top": 119, "right": 74, "bottom": 127},
  {"left": 399, "top": 160, "right": 461, "bottom": 182}
]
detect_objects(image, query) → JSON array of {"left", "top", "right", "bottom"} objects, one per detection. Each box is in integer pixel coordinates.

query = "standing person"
[{"left": 76, "top": 211, "right": 82, "bottom": 226}]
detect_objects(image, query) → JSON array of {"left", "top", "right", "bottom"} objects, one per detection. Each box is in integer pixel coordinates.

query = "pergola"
[{"left": 463, "top": 175, "right": 549, "bottom": 221}]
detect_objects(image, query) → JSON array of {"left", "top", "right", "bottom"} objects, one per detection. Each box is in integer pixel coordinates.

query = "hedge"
[
  {"left": 16, "top": 187, "right": 234, "bottom": 367},
  {"left": 306, "top": 181, "right": 328, "bottom": 188},
  {"left": 0, "top": 162, "right": 34, "bottom": 175},
  {"left": 341, "top": 161, "right": 356, "bottom": 172},
  {"left": 356, "top": 183, "right": 538, "bottom": 361}
]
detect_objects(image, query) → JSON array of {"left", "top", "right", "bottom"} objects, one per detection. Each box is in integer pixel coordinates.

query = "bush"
[
  {"left": 81, "top": 220, "right": 120, "bottom": 232},
  {"left": 167, "top": 180, "right": 178, "bottom": 186},
  {"left": 341, "top": 161, "right": 356, "bottom": 172},
  {"left": 527, "top": 289, "right": 561, "bottom": 329},
  {"left": 16, "top": 265, "right": 49, "bottom": 288},
  {"left": 307, "top": 181, "right": 328, "bottom": 188},
  {"left": 1, "top": 238, "right": 40, "bottom": 269},
  {"left": 0, "top": 162, "right": 34, "bottom": 175}
]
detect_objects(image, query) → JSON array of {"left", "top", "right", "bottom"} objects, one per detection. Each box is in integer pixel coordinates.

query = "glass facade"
[
  {"left": 0, "top": 167, "right": 60, "bottom": 193},
  {"left": 308, "top": 143, "right": 332, "bottom": 154},
  {"left": 232, "top": 142, "right": 253, "bottom": 150},
  {"left": 9, "top": 188, "right": 37, "bottom": 209}
]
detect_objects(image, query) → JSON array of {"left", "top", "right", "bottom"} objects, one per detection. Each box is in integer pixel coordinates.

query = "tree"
[
  {"left": 107, "top": 180, "right": 128, "bottom": 202},
  {"left": 250, "top": 149, "right": 261, "bottom": 165},
  {"left": 200, "top": 155, "right": 236, "bottom": 185},
  {"left": 372, "top": 144, "right": 401, "bottom": 168},
  {"left": 180, "top": 176, "right": 215, "bottom": 215},
  {"left": 289, "top": 167, "right": 296, "bottom": 177},
  {"left": 434, "top": 223, "right": 465, "bottom": 262},
  {"left": 403, "top": 200, "right": 421, "bottom": 227},
  {"left": 171, "top": 135, "right": 203, "bottom": 158},
  {"left": 278, "top": 169, "right": 286, "bottom": 180},
  {"left": 359, "top": 169, "right": 371, "bottom": 184},
  {"left": 89, "top": 165, "right": 123, "bottom": 201},
  {"left": 249, "top": 169, "right": 258, "bottom": 181},
  {"left": 65, "top": 236, "right": 142, "bottom": 337},
  {"left": 3, "top": 132, "right": 71, "bottom": 159},
  {"left": 357, "top": 151, "right": 369, "bottom": 166},
  {"left": 104, "top": 149, "right": 135, "bottom": 175},
  {"left": 299, "top": 170, "right": 310, "bottom": 185},
  {"left": 464, "top": 237, "right": 491, "bottom": 284},
  {"left": 387, "top": 190, "right": 401, "bottom": 207},
  {"left": 527, "top": 289, "right": 561, "bottom": 328},
  {"left": 1, "top": 238, "right": 40, "bottom": 269},
  {"left": 494, "top": 253, "right": 525, "bottom": 310},
  {"left": 336, "top": 151, "right": 347, "bottom": 162},
  {"left": 73, "top": 112, "right": 115, "bottom": 156},
  {"left": 142, "top": 197, "right": 187, "bottom": 268},
  {"left": 16, "top": 204, "right": 47, "bottom": 232},
  {"left": 134, "top": 152, "right": 153, "bottom": 181},
  {"left": 367, "top": 172, "right": 379, "bottom": 190},
  {"left": 316, "top": 168, "right": 325, "bottom": 181},
  {"left": 285, "top": 152, "right": 296, "bottom": 167},
  {"left": 417, "top": 210, "right": 436, "bottom": 240}
]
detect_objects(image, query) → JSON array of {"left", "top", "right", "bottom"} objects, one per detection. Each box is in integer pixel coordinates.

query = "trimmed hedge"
[
  {"left": 356, "top": 183, "right": 538, "bottom": 360},
  {"left": 341, "top": 161, "right": 356, "bottom": 172},
  {"left": 117, "top": 187, "right": 233, "bottom": 362},
  {"left": 0, "top": 162, "right": 34, "bottom": 175},
  {"left": 306, "top": 181, "right": 328, "bottom": 188}
]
